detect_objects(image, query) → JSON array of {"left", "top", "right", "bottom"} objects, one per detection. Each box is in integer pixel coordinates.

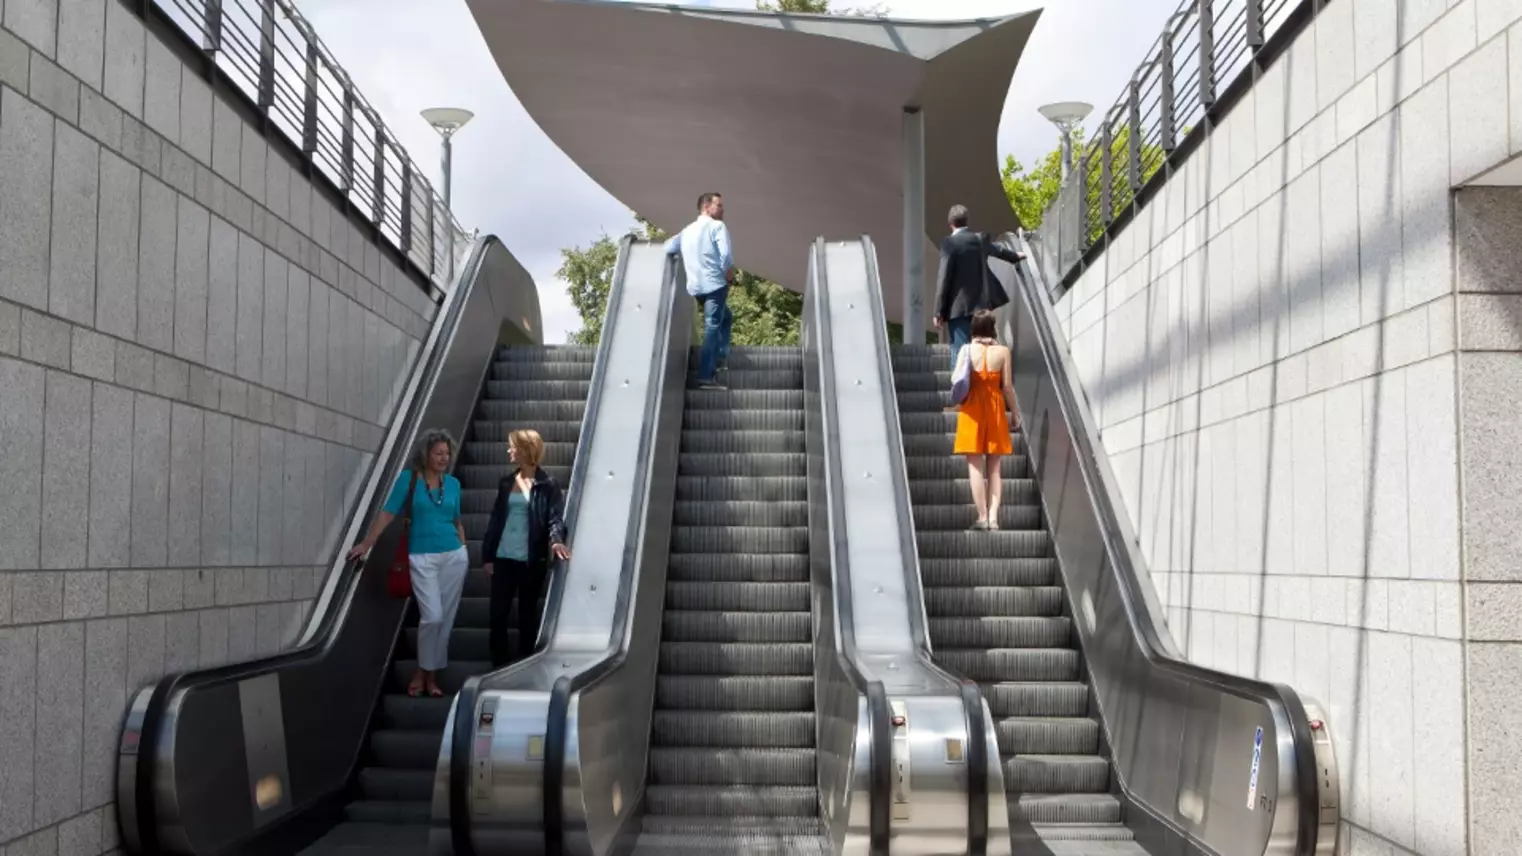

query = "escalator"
[
  {"left": 891, "top": 344, "right": 1141, "bottom": 854},
  {"left": 636, "top": 347, "right": 827, "bottom": 855},
  {"left": 299, "top": 345, "right": 593, "bottom": 855}
]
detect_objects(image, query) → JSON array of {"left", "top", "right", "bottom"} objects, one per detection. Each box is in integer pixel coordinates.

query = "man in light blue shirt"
[{"left": 664, "top": 192, "right": 735, "bottom": 389}]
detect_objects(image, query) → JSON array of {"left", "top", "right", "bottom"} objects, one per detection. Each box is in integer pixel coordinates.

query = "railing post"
[
  {"left": 1100, "top": 123, "right": 1113, "bottom": 227},
  {"left": 1160, "top": 34, "right": 1176, "bottom": 152},
  {"left": 340, "top": 85, "right": 355, "bottom": 191},
  {"left": 1127, "top": 80, "right": 1142, "bottom": 199},
  {"left": 426, "top": 187, "right": 437, "bottom": 280},
  {"left": 257, "top": 0, "right": 275, "bottom": 112},
  {"left": 301, "top": 42, "right": 320, "bottom": 154},
  {"left": 372, "top": 124, "right": 386, "bottom": 228},
  {"left": 1198, "top": 0, "right": 1216, "bottom": 108},
  {"left": 204, "top": 0, "right": 223, "bottom": 51},
  {"left": 1246, "top": 0, "right": 1264, "bottom": 48},
  {"left": 400, "top": 160, "right": 413, "bottom": 255}
]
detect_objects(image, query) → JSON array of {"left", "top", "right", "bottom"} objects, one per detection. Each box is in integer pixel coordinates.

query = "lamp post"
[
  {"left": 1038, "top": 101, "right": 1093, "bottom": 181},
  {"left": 421, "top": 107, "right": 475, "bottom": 284}
]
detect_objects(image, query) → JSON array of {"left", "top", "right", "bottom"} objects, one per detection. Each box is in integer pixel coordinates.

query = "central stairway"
[
  {"left": 891, "top": 343, "right": 1147, "bottom": 856},
  {"left": 300, "top": 344, "right": 593, "bottom": 855},
  {"left": 634, "top": 347, "right": 829, "bottom": 856}
]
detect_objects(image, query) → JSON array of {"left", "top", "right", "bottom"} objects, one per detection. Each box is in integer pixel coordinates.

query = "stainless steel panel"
[{"left": 990, "top": 231, "right": 1339, "bottom": 856}]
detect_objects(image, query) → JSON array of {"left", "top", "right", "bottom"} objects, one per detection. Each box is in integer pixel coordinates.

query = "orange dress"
[{"left": 954, "top": 346, "right": 1013, "bottom": 456}]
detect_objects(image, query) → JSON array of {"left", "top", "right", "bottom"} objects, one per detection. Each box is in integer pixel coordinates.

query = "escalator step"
[
  {"left": 1014, "top": 793, "right": 1123, "bottom": 825},
  {"left": 644, "top": 784, "right": 819, "bottom": 817},
  {"left": 685, "top": 389, "right": 805, "bottom": 411},
  {"left": 456, "top": 463, "right": 571, "bottom": 487},
  {"left": 662, "top": 611, "right": 811, "bottom": 643},
  {"left": 905, "top": 455, "right": 1026, "bottom": 480},
  {"left": 681, "top": 431, "right": 807, "bottom": 455},
  {"left": 301, "top": 820, "right": 429, "bottom": 855},
  {"left": 370, "top": 729, "right": 445, "bottom": 769},
  {"left": 913, "top": 505, "right": 1043, "bottom": 531},
  {"left": 673, "top": 500, "right": 809, "bottom": 527},
  {"left": 495, "top": 345, "right": 597, "bottom": 362},
  {"left": 684, "top": 410, "right": 805, "bottom": 432},
  {"left": 933, "top": 648, "right": 1080, "bottom": 683},
  {"left": 656, "top": 676, "right": 815, "bottom": 711},
  {"left": 924, "top": 586, "right": 1064, "bottom": 617},
  {"left": 357, "top": 767, "right": 434, "bottom": 802},
  {"left": 402, "top": 627, "right": 490, "bottom": 662},
  {"left": 909, "top": 479, "right": 1040, "bottom": 507},
  {"left": 665, "top": 582, "right": 810, "bottom": 611},
  {"left": 1024, "top": 824, "right": 1138, "bottom": 843},
  {"left": 916, "top": 530, "right": 1051, "bottom": 559},
  {"left": 993, "top": 717, "right": 1101, "bottom": 755},
  {"left": 686, "top": 369, "right": 804, "bottom": 389},
  {"left": 901, "top": 431, "right": 1025, "bottom": 456},
  {"left": 676, "top": 453, "right": 807, "bottom": 478},
  {"left": 1004, "top": 755, "right": 1111, "bottom": 794},
  {"left": 981, "top": 682, "right": 1092, "bottom": 717},
  {"left": 670, "top": 526, "right": 809, "bottom": 555},
  {"left": 668, "top": 553, "right": 810, "bottom": 582},
  {"left": 928, "top": 616, "right": 1072, "bottom": 648},
  {"left": 676, "top": 476, "right": 807, "bottom": 503},
  {"left": 651, "top": 711, "right": 816, "bottom": 748},
  {"left": 641, "top": 815, "right": 825, "bottom": 836},
  {"left": 485, "top": 380, "right": 593, "bottom": 401},
  {"left": 477, "top": 399, "right": 587, "bottom": 422},
  {"left": 631, "top": 832, "right": 830, "bottom": 856},
  {"left": 919, "top": 558, "right": 1058, "bottom": 587},
  {"left": 377, "top": 694, "right": 452, "bottom": 731},
  {"left": 390, "top": 660, "right": 491, "bottom": 693},
  {"left": 489, "top": 361, "right": 596, "bottom": 381},
  {"left": 659, "top": 642, "right": 813, "bottom": 676},
  {"left": 460, "top": 441, "right": 576, "bottom": 466},
  {"left": 685, "top": 349, "right": 802, "bottom": 370},
  {"left": 648, "top": 747, "right": 817, "bottom": 786},
  {"left": 469, "top": 419, "right": 583, "bottom": 443}
]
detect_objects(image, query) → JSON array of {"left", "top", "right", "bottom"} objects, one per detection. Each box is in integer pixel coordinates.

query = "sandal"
[
  {"left": 406, "top": 678, "right": 425, "bottom": 698},
  {"left": 427, "top": 683, "right": 445, "bottom": 698}
]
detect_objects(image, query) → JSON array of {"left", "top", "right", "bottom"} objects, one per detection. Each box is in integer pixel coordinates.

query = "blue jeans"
[
  {"left": 696, "top": 287, "right": 733, "bottom": 382},
  {"left": 948, "top": 316, "right": 972, "bottom": 371}
]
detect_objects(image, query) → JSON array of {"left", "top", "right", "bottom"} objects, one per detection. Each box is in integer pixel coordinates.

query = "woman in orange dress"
[{"left": 953, "top": 309, "right": 1017, "bottom": 530}]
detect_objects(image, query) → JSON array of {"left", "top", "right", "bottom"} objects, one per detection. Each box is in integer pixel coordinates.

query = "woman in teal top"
[{"left": 349, "top": 429, "right": 467, "bottom": 698}]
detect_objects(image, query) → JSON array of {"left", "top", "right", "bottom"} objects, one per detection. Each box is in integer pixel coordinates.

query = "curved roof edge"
[{"left": 469, "top": 0, "right": 1042, "bottom": 326}]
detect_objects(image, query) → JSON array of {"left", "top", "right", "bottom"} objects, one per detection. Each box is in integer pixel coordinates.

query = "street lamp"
[
  {"left": 1038, "top": 101, "right": 1093, "bottom": 181},
  {"left": 421, "top": 107, "right": 475, "bottom": 282}
]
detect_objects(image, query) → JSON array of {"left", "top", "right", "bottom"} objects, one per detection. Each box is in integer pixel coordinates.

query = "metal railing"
[
  {"left": 137, "top": 0, "right": 469, "bottom": 293},
  {"left": 1033, "top": 0, "right": 1322, "bottom": 292}
]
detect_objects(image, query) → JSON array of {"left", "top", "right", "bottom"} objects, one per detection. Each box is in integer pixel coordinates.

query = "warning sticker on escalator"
[{"left": 1246, "top": 726, "right": 1264, "bottom": 810}]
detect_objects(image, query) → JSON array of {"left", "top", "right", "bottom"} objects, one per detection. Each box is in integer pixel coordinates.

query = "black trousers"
[{"left": 489, "top": 559, "right": 545, "bottom": 668}]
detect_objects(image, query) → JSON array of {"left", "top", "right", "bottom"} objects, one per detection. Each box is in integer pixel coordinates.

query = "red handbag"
[{"left": 387, "top": 471, "right": 418, "bottom": 599}]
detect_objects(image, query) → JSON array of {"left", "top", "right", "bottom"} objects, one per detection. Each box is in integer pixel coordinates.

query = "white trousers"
[{"left": 410, "top": 546, "right": 469, "bottom": 671}]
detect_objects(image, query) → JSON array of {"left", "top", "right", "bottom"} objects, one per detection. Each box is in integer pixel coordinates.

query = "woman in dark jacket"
[{"left": 479, "top": 429, "right": 571, "bottom": 667}]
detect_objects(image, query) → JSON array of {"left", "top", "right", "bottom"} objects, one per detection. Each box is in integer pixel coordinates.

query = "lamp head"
[
  {"left": 1038, "top": 101, "right": 1093, "bottom": 132},
  {"left": 421, "top": 107, "right": 475, "bottom": 138}
]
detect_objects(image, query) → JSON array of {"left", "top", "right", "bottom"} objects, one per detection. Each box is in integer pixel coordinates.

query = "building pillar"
[{"left": 902, "top": 107, "right": 925, "bottom": 344}]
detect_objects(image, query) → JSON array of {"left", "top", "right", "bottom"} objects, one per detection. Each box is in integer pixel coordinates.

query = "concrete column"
[{"left": 902, "top": 107, "right": 925, "bottom": 343}]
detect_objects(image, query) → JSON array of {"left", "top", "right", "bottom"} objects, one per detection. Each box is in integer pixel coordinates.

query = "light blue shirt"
[
  {"left": 496, "top": 491, "right": 530, "bottom": 562},
  {"left": 663, "top": 214, "right": 734, "bottom": 297}
]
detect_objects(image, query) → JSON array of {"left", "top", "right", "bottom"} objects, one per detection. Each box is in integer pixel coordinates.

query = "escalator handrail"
[
  {"left": 1004, "top": 231, "right": 1321, "bottom": 856},
  {"left": 448, "top": 237, "right": 667, "bottom": 856},
  {"left": 128, "top": 235, "right": 499, "bottom": 856},
  {"left": 855, "top": 235, "right": 989, "bottom": 853},
  {"left": 810, "top": 237, "right": 894, "bottom": 855}
]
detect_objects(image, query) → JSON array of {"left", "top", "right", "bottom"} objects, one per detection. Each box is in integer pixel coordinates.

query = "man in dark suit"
[{"left": 932, "top": 204, "right": 1026, "bottom": 370}]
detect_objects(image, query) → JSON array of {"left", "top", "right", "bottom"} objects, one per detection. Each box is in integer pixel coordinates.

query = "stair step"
[
  {"left": 648, "top": 747, "right": 817, "bottom": 786},
  {"left": 645, "top": 784, "right": 819, "bottom": 817},
  {"left": 660, "top": 642, "right": 813, "bottom": 676},
  {"left": 669, "top": 553, "right": 810, "bottom": 582},
  {"left": 651, "top": 711, "right": 815, "bottom": 748},
  {"left": 665, "top": 582, "right": 809, "bottom": 612},
  {"left": 924, "top": 586, "right": 1064, "bottom": 617},
  {"left": 993, "top": 717, "right": 1101, "bottom": 755},
  {"left": 1004, "top": 755, "right": 1111, "bottom": 794},
  {"left": 662, "top": 611, "right": 812, "bottom": 643},
  {"left": 656, "top": 676, "right": 815, "bottom": 711}
]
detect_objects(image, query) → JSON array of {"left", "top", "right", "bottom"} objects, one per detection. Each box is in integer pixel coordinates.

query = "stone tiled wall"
[
  {"left": 1050, "top": 1, "right": 1522, "bottom": 855},
  {"left": 0, "top": 1, "right": 437, "bottom": 852}
]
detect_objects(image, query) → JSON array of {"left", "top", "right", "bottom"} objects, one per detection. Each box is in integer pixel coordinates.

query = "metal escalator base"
[
  {"left": 298, "top": 345, "right": 593, "bottom": 856},
  {"left": 891, "top": 343, "right": 1150, "bottom": 856},
  {"left": 632, "top": 347, "right": 830, "bottom": 856}
]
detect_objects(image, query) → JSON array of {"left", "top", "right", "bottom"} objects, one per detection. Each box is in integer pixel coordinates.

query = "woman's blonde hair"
[{"left": 509, "top": 429, "right": 545, "bottom": 468}]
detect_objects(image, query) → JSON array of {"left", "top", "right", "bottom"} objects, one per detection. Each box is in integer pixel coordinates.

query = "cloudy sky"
[{"left": 296, "top": 0, "right": 1180, "bottom": 342}]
